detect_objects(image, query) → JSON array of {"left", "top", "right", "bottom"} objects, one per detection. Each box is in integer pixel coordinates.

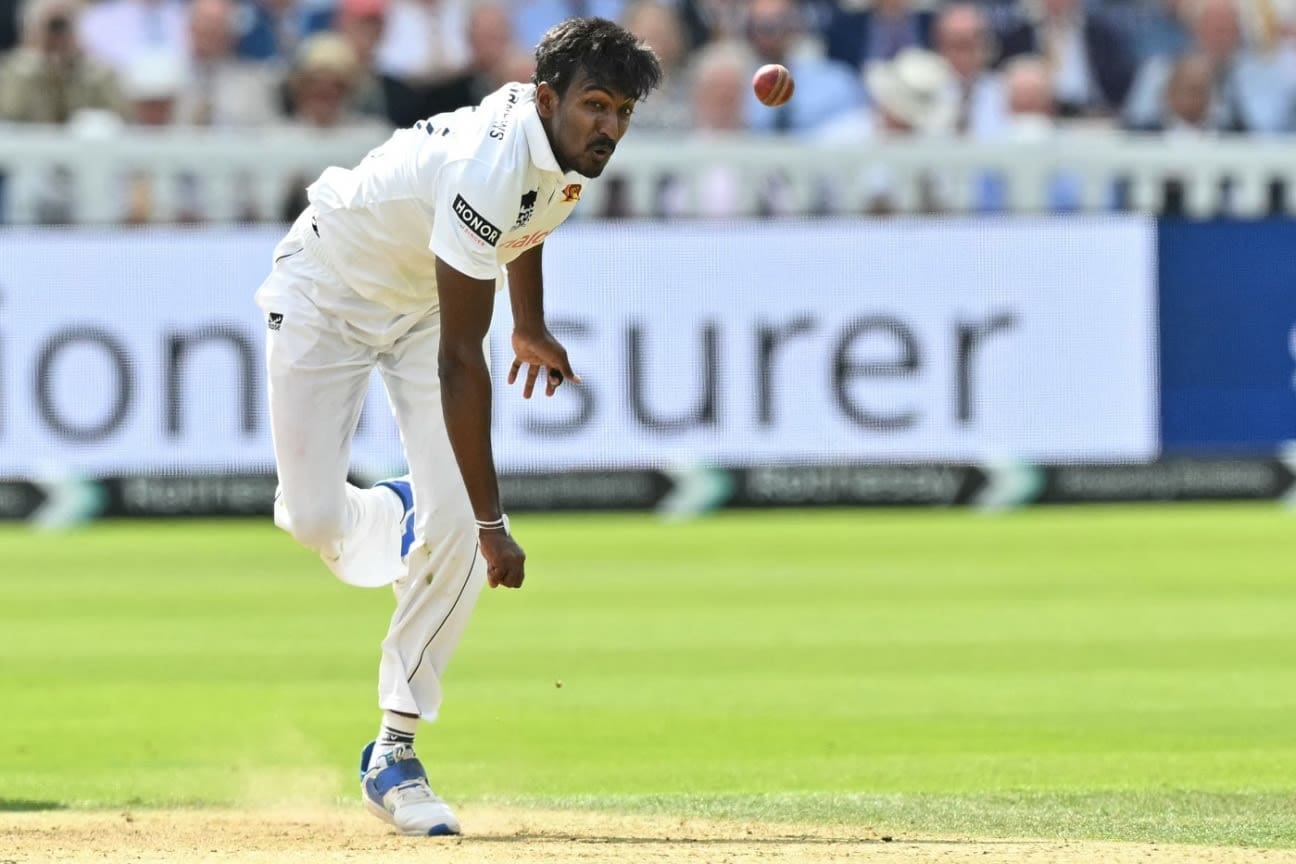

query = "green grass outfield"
[{"left": 2, "top": 505, "right": 1295, "bottom": 846}]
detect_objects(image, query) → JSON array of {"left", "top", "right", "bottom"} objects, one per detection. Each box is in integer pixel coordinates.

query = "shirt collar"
[{"left": 522, "top": 100, "right": 564, "bottom": 174}]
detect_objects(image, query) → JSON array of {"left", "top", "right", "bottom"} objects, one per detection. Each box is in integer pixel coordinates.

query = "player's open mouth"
[{"left": 589, "top": 144, "right": 614, "bottom": 160}]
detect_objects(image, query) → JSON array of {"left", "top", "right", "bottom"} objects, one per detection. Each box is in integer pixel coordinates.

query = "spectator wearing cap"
[
  {"left": 233, "top": 0, "right": 332, "bottom": 62},
  {"left": 821, "top": 0, "right": 935, "bottom": 72},
  {"left": 0, "top": 0, "right": 124, "bottom": 123},
  {"left": 996, "top": 0, "right": 1136, "bottom": 118},
  {"left": 173, "top": 0, "right": 279, "bottom": 125},
  {"left": 1125, "top": 0, "right": 1296, "bottom": 133},
  {"left": 934, "top": 3, "right": 1007, "bottom": 137},
  {"left": 78, "top": 0, "right": 187, "bottom": 73},
  {"left": 280, "top": 32, "right": 389, "bottom": 220},
  {"left": 334, "top": 0, "right": 390, "bottom": 120},
  {"left": 743, "top": 0, "right": 864, "bottom": 133},
  {"left": 623, "top": 0, "right": 691, "bottom": 131},
  {"left": 288, "top": 31, "right": 389, "bottom": 131}
]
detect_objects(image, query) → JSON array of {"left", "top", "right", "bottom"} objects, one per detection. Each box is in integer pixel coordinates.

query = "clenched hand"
[{"left": 479, "top": 530, "right": 526, "bottom": 589}]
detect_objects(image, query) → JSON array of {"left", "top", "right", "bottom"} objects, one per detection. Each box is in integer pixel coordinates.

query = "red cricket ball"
[{"left": 753, "top": 63, "right": 795, "bottom": 108}]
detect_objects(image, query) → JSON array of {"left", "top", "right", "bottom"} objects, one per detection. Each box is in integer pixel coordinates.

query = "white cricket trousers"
[{"left": 255, "top": 215, "right": 488, "bottom": 722}]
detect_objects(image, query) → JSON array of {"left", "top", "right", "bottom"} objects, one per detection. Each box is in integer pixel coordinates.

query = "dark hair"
[{"left": 534, "top": 17, "right": 663, "bottom": 101}]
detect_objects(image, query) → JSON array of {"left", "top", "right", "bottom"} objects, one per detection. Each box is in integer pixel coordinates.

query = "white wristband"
[{"left": 475, "top": 515, "right": 507, "bottom": 532}]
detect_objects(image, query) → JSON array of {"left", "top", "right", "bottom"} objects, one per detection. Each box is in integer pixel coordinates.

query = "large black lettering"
[
  {"left": 833, "top": 317, "right": 919, "bottom": 431},
  {"left": 36, "top": 327, "right": 133, "bottom": 440},
  {"left": 756, "top": 316, "right": 816, "bottom": 425},
  {"left": 165, "top": 326, "right": 258, "bottom": 436},
  {"left": 524, "top": 319, "right": 595, "bottom": 435},
  {"left": 627, "top": 323, "right": 718, "bottom": 432},
  {"left": 955, "top": 313, "right": 1015, "bottom": 423}
]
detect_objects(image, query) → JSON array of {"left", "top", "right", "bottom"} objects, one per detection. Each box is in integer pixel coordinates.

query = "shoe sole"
[{"left": 362, "top": 784, "right": 461, "bottom": 836}]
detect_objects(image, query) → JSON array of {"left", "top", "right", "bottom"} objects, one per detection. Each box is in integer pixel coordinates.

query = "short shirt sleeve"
[{"left": 430, "top": 159, "right": 515, "bottom": 281}]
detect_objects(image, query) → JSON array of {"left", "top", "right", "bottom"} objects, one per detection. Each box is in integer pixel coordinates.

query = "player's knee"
[{"left": 283, "top": 501, "right": 346, "bottom": 552}]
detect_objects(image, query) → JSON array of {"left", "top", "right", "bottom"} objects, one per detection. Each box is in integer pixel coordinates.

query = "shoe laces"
[{"left": 390, "top": 778, "right": 443, "bottom": 809}]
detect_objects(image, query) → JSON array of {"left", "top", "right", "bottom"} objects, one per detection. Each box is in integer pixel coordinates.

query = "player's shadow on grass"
[{"left": 0, "top": 800, "right": 65, "bottom": 812}]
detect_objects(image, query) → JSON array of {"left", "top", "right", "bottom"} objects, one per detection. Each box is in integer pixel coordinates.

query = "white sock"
[{"left": 370, "top": 711, "right": 419, "bottom": 767}]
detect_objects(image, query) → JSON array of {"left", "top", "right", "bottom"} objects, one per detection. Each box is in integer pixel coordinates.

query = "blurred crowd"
[{"left": 2, "top": 0, "right": 1295, "bottom": 221}]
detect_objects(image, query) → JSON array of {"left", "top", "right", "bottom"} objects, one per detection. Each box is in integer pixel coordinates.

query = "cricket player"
[{"left": 254, "top": 18, "right": 662, "bottom": 836}]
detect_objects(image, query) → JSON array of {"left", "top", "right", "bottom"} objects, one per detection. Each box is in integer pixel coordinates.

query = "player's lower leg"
[{"left": 360, "top": 710, "right": 460, "bottom": 836}]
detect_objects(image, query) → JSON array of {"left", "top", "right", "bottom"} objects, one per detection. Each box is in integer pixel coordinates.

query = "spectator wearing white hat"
[
  {"left": 816, "top": 48, "right": 958, "bottom": 214},
  {"left": 120, "top": 48, "right": 184, "bottom": 125}
]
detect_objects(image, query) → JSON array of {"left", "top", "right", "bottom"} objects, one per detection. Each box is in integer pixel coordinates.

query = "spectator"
[
  {"left": 934, "top": 3, "right": 1006, "bottom": 137},
  {"left": 822, "top": 0, "right": 935, "bottom": 72},
  {"left": 374, "top": 0, "right": 469, "bottom": 82},
  {"left": 743, "top": 0, "right": 864, "bottom": 134},
  {"left": 646, "top": 41, "right": 794, "bottom": 218},
  {"left": 510, "top": 0, "right": 627, "bottom": 52},
  {"left": 1150, "top": 53, "right": 1238, "bottom": 215},
  {"left": 1159, "top": 52, "right": 1217, "bottom": 133},
  {"left": 980, "top": 55, "right": 1085, "bottom": 211},
  {"left": 120, "top": 48, "right": 184, "bottom": 125},
  {"left": 690, "top": 40, "right": 749, "bottom": 133},
  {"left": 864, "top": 47, "right": 957, "bottom": 137},
  {"left": 334, "top": 0, "right": 390, "bottom": 121},
  {"left": 997, "top": 0, "right": 1137, "bottom": 117},
  {"left": 0, "top": 0, "right": 124, "bottom": 123},
  {"left": 288, "top": 32, "right": 384, "bottom": 129},
  {"left": 859, "top": 48, "right": 957, "bottom": 213},
  {"left": 623, "top": 0, "right": 690, "bottom": 132},
  {"left": 78, "top": 0, "right": 187, "bottom": 73},
  {"left": 177, "top": 0, "right": 280, "bottom": 126},
  {"left": 1002, "top": 54, "right": 1055, "bottom": 136},
  {"left": 280, "top": 33, "right": 389, "bottom": 219},
  {"left": 234, "top": 0, "right": 332, "bottom": 62},
  {"left": 1125, "top": 0, "right": 1296, "bottom": 133},
  {"left": 424, "top": 3, "right": 524, "bottom": 111}
]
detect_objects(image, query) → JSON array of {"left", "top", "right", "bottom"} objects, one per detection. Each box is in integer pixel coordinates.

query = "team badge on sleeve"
[
  {"left": 452, "top": 194, "right": 502, "bottom": 247},
  {"left": 561, "top": 184, "right": 582, "bottom": 203}
]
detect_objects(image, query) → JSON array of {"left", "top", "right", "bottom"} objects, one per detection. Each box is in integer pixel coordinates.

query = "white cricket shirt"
[{"left": 302, "top": 83, "right": 588, "bottom": 314}]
